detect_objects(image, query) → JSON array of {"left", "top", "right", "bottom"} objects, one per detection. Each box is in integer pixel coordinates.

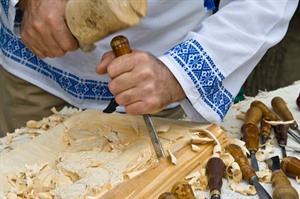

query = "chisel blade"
[
  {"left": 143, "top": 114, "right": 166, "bottom": 159},
  {"left": 250, "top": 151, "right": 259, "bottom": 171},
  {"left": 250, "top": 176, "right": 272, "bottom": 199}
]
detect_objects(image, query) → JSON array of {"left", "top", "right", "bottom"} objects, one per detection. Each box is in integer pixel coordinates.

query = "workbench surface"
[{"left": 0, "top": 81, "right": 299, "bottom": 198}]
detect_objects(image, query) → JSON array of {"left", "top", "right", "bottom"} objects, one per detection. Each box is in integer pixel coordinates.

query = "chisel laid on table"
[
  {"left": 103, "top": 35, "right": 165, "bottom": 159},
  {"left": 225, "top": 144, "right": 272, "bottom": 199},
  {"left": 273, "top": 124, "right": 288, "bottom": 158},
  {"left": 241, "top": 106, "right": 262, "bottom": 171},
  {"left": 265, "top": 156, "right": 299, "bottom": 199},
  {"left": 206, "top": 157, "right": 226, "bottom": 199},
  {"left": 281, "top": 156, "right": 300, "bottom": 179},
  {"left": 259, "top": 117, "right": 272, "bottom": 148},
  {"left": 272, "top": 96, "right": 300, "bottom": 135}
]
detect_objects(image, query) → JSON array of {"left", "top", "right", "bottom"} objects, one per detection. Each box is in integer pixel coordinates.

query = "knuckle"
[
  {"left": 108, "top": 82, "right": 117, "bottom": 94},
  {"left": 61, "top": 41, "right": 78, "bottom": 51}
]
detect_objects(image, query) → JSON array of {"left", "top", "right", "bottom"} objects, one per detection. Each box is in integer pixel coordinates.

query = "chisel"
[
  {"left": 259, "top": 117, "right": 272, "bottom": 148},
  {"left": 206, "top": 157, "right": 226, "bottom": 199},
  {"left": 250, "top": 100, "right": 280, "bottom": 121},
  {"left": 273, "top": 124, "right": 288, "bottom": 158},
  {"left": 271, "top": 96, "right": 300, "bottom": 135},
  {"left": 265, "top": 156, "right": 299, "bottom": 199},
  {"left": 103, "top": 35, "right": 165, "bottom": 158},
  {"left": 225, "top": 144, "right": 272, "bottom": 199},
  {"left": 251, "top": 99, "right": 300, "bottom": 143},
  {"left": 242, "top": 106, "right": 262, "bottom": 171},
  {"left": 281, "top": 156, "right": 300, "bottom": 179}
]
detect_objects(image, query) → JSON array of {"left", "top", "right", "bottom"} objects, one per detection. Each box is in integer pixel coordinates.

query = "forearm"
[{"left": 160, "top": 0, "right": 299, "bottom": 124}]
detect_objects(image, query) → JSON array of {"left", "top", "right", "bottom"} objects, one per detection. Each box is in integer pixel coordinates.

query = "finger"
[
  {"left": 21, "top": 25, "right": 65, "bottom": 58},
  {"left": 96, "top": 51, "right": 115, "bottom": 74},
  {"left": 108, "top": 72, "right": 137, "bottom": 95},
  {"left": 115, "top": 87, "right": 140, "bottom": 108},
  {"left": 124, "top": 99, "right": 163, "bottom": 115},
  {"left": 29, "top": 45, "right": 46, "bottom": 59},
  {"left": 106, "top": 54, "right": 135, "bottom": 78}
]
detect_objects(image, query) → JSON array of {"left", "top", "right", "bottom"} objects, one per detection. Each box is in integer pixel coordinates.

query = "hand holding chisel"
[{"left": 103, "top": 35, "right": 165, "bottom": 158}]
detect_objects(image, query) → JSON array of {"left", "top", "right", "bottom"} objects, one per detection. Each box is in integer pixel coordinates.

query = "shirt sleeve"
[
  {"left": 1, "top": 0, "right": 23, "bottom": 36},
  {"left": 159, "top": 0, "right": 299, "bottom": 125}
]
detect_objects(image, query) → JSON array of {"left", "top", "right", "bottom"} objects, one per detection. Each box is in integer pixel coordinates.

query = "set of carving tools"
[{"left": 235, "top": 96, "right": 300, "bottom": 198}]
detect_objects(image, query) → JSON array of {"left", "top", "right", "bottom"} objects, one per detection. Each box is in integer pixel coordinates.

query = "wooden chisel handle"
[
  {"left": 206, "top": 157, "right": 225, "bottom": 199},
  {"left": 271, "top": 170, "right": 299, "bottom": 199},
  {"left": 251, "top": 100, "right": 280, "bottom": 121},
  {"left": 103, "top": 35, "right": 132, "bottom": 113},
  {"left": 260, "top": 117, "right": 272, "bottom": 138},
  {"left": 273, "top": 124, "right": 288, "bottom": 146},
  {"left": 111, "top": 35, "right": 132, "bottom": 57},
  {"left": 225, "top": 144, "right": 256, "bottom": 183},
  {"left": 241, "top": 123, "right": 259, "bottom": 152},
  {"left": 245, "top": 106, "right": 262, "bottom": 125},
  {"left": 271, "top": 96, "right": 298, "bottom": 129},
  {"left": 281, "top": 156, "right": 300, "bottom": 179}
]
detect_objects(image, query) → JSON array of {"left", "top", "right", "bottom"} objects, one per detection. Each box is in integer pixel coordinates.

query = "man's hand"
[
  {"left": 96, "top": 50, "right": 186, "bottom": 115},
  {"left": 20, "top": 0, "right": 78, "bottom": 58}
]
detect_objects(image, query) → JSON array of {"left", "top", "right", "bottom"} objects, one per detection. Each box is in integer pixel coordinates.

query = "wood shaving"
[
  {"left": 236, "top": 112, "right": 246, "bottom": 121},
  {"left": 228, "top": 181, "right": 256, "bottom": 196},
  {"left": 131, "top": 122, "right": 140, "bottom": 135},
  {"left": 156, "top": 124, "right": 171, "bottom": 133},
  {"left": 168, "top": 149, "right": 177, "bottom": 165},
  {"left": 189, "top": 129, "right": 221, "bottom": 146},
  {"left": 5, "top": 122, "right": 156, "bottom": 198},
  {"left": 256, "top": 141, "right": 274, "bottom": 162},
  {"left": 190, "top": 135, "right": 214, "bottom": 144},
  {"left": 0, "top": 107, "right": 81, "bottom": 155},
  {"left": 228, "top": 138, "right": 250, "bottom": 155},
  {"left": 256, "top": 169, "right": 272, "bottom": 183},
  {"left": 219, "top": 152, "right": 235, "bottom": 167},
  {"left": 265, "top": 120, "right": 295, "bottom": 126},
  {"left": 185, "top": 170, "right": 208, "bottom": 191},
  {"left": 191, "top": 144, "right": 202, "bottom": 152}
]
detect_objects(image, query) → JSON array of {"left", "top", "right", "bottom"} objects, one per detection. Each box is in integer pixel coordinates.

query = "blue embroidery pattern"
[
  {"left": 0, "top": 25, "right": 113, "bottom": 101},
  {"left": 165, "top": 39, "right": 233, "bottom": 120},
  {"left": 1, "top": 0, "right": 9, "bottom": 18}
]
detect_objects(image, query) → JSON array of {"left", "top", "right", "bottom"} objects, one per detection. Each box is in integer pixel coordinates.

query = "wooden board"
[
  {"left": 0, "top": 110, "right": 229, "bottom": 197},
  {"left": 102, "top": 125, "right": 229, "bottom": 198}
]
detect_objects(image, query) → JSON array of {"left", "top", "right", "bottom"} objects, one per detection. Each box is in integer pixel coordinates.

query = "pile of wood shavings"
[
  {"left": 0, "top": 107, "right": 81, "bottom": 155},
  {"left": 5, "top": 122, "right": 156, "bottom": 198}
]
